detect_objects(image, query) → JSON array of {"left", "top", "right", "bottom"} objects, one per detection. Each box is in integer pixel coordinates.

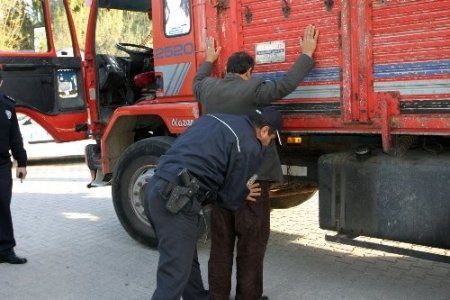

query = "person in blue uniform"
[
  {"left": 0, "top": 74, "right": 28, "bottom": 264},
  {"left": 144, "top": 107, "right": 283, "bottom": 300}
]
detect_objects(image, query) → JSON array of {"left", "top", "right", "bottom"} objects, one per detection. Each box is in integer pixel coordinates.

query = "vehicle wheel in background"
[
  {"left": 269, "top": 183, "right": 317, "bottom": 209},
  {"left": 112, "top": 136, "right": 175, "bottom": 247}
]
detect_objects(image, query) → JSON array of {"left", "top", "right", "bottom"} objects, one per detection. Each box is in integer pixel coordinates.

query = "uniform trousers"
[
  {"left": 144, "top": 177, "right": 210, "bottom": 300},
  {"left": 0, "top": 160, "right": 15, "bottom": 254},
  {"left": 208, "top": 181, "right": 271, "bottom": 300}
]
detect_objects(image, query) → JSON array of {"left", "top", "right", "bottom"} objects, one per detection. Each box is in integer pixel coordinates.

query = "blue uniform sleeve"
[{"left": 9, "top": 106, "right": 27, "bottom": 167}]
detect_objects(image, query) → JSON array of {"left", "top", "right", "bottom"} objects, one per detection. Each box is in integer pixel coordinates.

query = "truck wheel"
[{"left": 112, "top": 136, "right": 175, "bottom": 247}]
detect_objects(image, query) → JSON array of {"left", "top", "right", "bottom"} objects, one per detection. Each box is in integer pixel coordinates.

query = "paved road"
[{"left": 1, "top": 144, "right": 449, "bottom": 299}]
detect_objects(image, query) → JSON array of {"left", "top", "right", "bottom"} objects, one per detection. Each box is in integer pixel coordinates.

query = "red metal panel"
[
  {"left": 152, "top": 0, "right": 198, "bottom": 99},
  {"left": 239, "top": 0, "right": 342, "bottom": 98},
  {"left": 369, "top": 0, "right": 450, "bottom": 138},
  {"left": 371, "top": 1, "right": 450, "bottom": 103},
  {"left": 200, "top": 0, "right": 450, "bottom": 138},
  {"left": 342, "top": 0, "right": 373, "bottom": 124},
  {"left": 201, "top": 1, "right": 245, "bottom": 76},
  {"left": 349, "top": 0, "right": 360, "bottom": 122},
  {"left": 101, "top": 102, "right": 200, "bottom": 173},
  {"left": 356, "top": 0, "right": 372, "bottom": 123},
  {"left": 372, "top": 0, "right": 450, "bottom": 64},
  {"left": 341, "top": 0, "right": 352, "bottom": 123},
  {"left": 240, "top": 0, "right": 341, "bottom": 70},
  {"left": 16, "top": 107, "right": 88, "bottom": 142}
]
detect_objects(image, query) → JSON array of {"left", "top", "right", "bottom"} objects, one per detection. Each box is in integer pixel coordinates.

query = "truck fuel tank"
[{"left": 319, "top": 150, "right": 450, "bottom": 249}]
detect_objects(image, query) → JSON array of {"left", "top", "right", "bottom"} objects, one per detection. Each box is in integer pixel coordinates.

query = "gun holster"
[{"left": 165, "top": 169, "right": 200, "bottom": 214}]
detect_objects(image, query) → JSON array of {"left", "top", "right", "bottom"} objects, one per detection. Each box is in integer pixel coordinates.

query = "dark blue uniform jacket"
[
  {"left": 0, "top": 94, "right": 27, "bottom": 167},
  {"left": 155, "top": 113, "right": 263, "bottom": 210}
]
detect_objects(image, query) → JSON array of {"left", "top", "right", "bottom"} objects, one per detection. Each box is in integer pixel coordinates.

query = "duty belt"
[
  {"left": 161, "top": 169, "right": 216, "bottom": 213},
  {"left": 161, "top": 180, "right": 215, "bottom": 204}
]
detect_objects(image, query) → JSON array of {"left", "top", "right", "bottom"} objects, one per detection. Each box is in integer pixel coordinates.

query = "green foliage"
[
  {"left": 1, "top": 0, "right": 152, "bottom": 55},
  {"left": 95, "top": 8, "right": 152, "bottom": 55},
  {"left": 62, "top": 0, "right": 153, "bottom": 55},
  {"left": 0, "top": 0, "right": 45, "bottom": 51},
  {"left": 68, "top": 0, "right": 91, "bottom": 51}
]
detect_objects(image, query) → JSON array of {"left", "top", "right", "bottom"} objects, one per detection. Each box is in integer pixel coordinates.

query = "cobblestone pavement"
[{"left": 1, "top": 145, "right": 449, "bottom": 300}]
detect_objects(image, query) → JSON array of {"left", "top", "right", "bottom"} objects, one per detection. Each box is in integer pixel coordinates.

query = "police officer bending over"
[
  {"left": 0, "top": 73, "right": 28, "bottom": 264},
  {"left": 144, "top": 107, "right": 283, "bottom": 300}
]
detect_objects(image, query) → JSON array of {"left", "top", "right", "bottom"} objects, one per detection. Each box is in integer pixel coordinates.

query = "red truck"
[{"left": 1, "top": 0, "right": 449, "bottom": 249}]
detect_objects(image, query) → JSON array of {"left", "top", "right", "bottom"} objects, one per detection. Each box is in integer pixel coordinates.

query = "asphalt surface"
[{"left": 0, "top": 141, "right": 449, "bottom": 300}]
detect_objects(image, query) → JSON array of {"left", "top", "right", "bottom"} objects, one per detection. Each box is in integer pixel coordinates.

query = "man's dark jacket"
[{"left": 193, "top": 54, "right": 314, "bottom": 181}]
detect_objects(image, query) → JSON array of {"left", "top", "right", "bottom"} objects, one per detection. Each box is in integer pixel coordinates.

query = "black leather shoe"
[
  {"left": 261, "top": 296, "right": 269, "bottom": 300},
  {"left": 0, "top": 252, "right": 27, "bottom": 264}
]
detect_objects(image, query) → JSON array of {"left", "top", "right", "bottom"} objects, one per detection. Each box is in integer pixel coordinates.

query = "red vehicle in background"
[{"left": 1, "top": 0, "right": 449, "bottom": 251}]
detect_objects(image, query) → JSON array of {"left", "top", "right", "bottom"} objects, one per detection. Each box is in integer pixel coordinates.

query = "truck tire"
[{"left": 112, "top": 136, "right": 175, "bottom": 247}]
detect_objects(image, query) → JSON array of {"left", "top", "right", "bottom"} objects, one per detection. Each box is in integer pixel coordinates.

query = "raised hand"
[
  {"left": 205, "top": 37, "right": 222, "bottom": 63},
  {"left": 300, "top": 24, "right": 319, "bottom": 58}
]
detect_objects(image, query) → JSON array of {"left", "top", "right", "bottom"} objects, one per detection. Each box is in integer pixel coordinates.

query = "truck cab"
[
  {"left": 0, "top": 0, "right": 215, "bottom": 246},
  {"left": 0, "top": 0, "right": 86, "bottom": 142}
]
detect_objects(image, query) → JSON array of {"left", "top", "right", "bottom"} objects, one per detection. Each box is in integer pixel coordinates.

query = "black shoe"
[
  {"left": 0, "top": 251, "right": 27, "bottom": 264},
  {"left": 261, "top": 296, "right": 269, "bottom": 300}
]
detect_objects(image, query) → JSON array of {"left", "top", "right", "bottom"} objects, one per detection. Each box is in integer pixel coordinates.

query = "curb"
[{"left": 27, "top": 155, "right": 85, "bottom": 166}]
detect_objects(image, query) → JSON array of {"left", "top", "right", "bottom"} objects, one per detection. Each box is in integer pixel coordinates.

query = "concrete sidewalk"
[{"left": 2, "top": 162, "right": 449, "bottom": 300}]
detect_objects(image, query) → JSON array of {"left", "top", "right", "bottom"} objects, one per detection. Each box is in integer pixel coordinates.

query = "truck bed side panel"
[{"left": 239, "top": 0, "right": 450, "bottom": 135}]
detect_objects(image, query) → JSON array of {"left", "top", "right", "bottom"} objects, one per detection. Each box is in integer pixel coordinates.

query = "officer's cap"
[{"left": 255, "top": 106, "right": 283, "bottom": 145}]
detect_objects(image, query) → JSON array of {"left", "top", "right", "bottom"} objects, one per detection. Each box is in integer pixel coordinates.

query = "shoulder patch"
[{"left": 4, "top": 95, "right": 16, "bottom": 102}]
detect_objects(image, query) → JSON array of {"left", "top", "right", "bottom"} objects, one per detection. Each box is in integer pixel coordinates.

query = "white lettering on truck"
[{"left": 171, "top": 118, "right": 194, "bottom": 127}]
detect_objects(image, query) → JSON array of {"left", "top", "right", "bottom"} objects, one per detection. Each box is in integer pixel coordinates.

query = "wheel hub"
[{"left": 129, "top": 165, "right": 156, "bottom": 226}]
